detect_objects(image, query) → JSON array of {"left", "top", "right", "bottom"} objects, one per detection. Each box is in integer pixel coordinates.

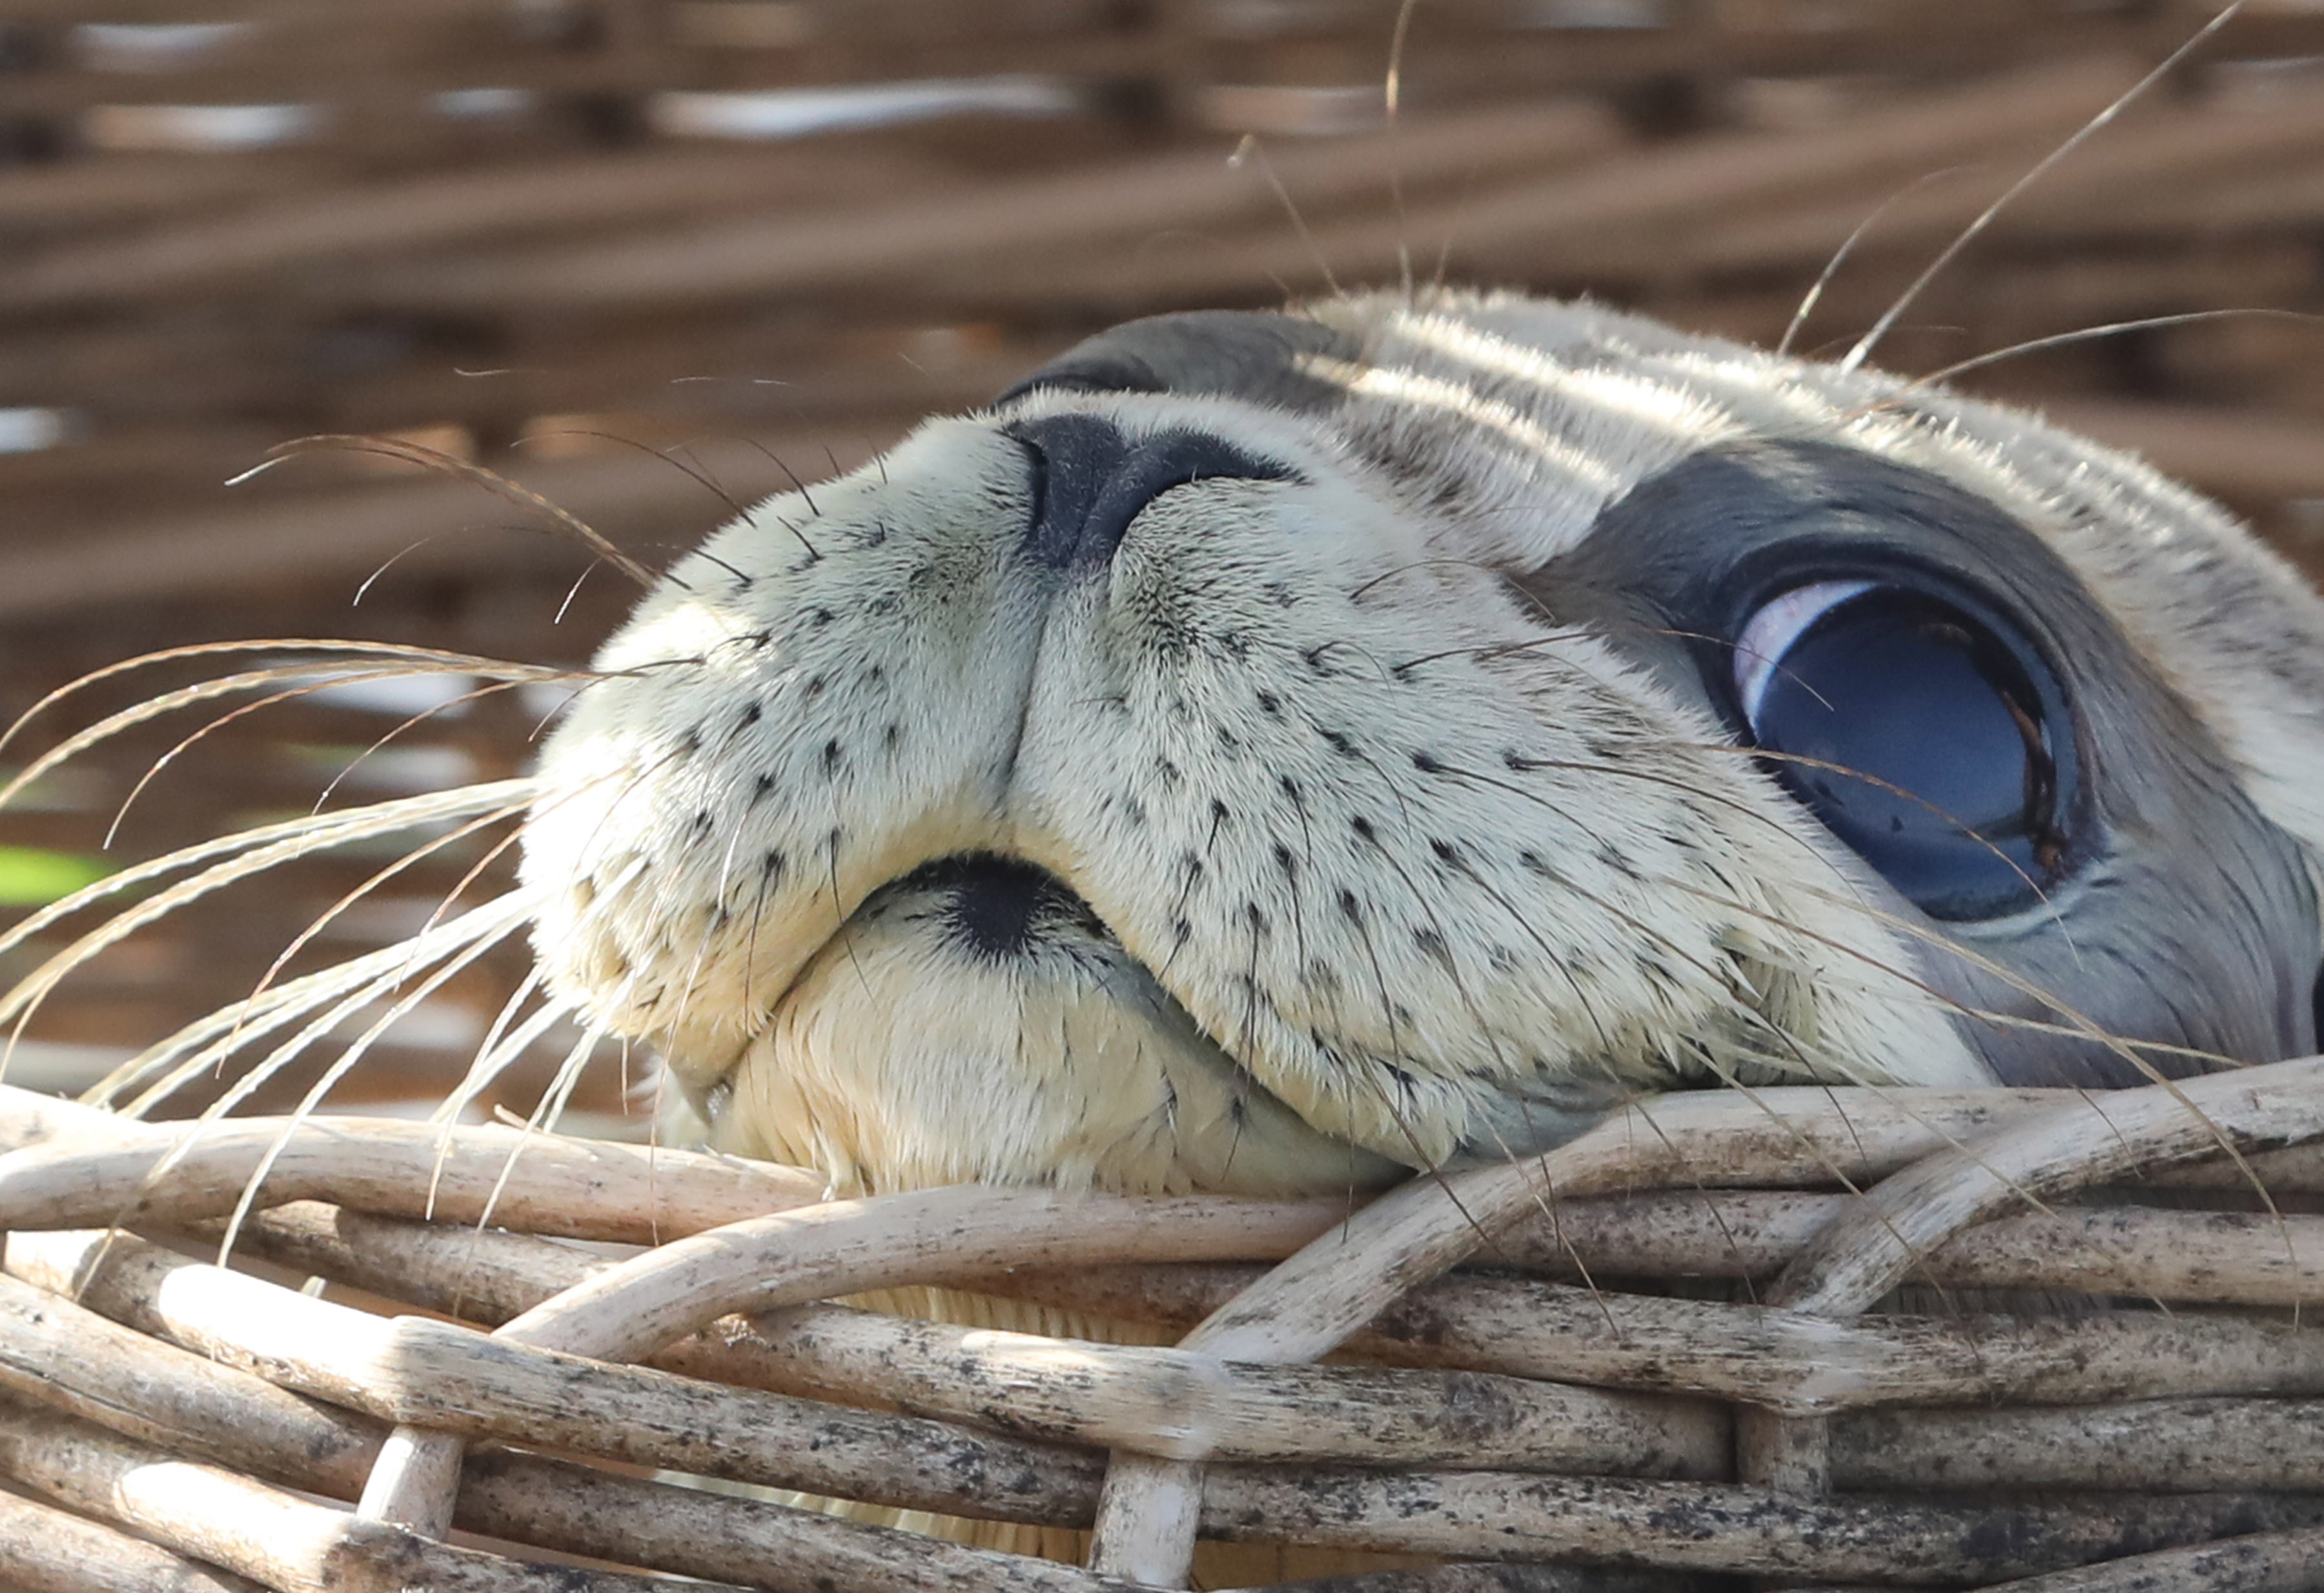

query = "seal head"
[{"left": 520, "top": 294, "right": 2324, "bottom": 1193}]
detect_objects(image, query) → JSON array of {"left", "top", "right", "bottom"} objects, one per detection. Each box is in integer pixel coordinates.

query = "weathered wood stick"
[
  {"left": 1197, "top": 1470, "right": 2324, "bottom": 1585},
  {"left": 0, "top": 1251, "right": 1136, "bottom": 1592},
  {"left": 0, "top": 1085, "right": 123, "bottom": 1153},
  {"left": 1345, "top": 1271, "right": 2324, "bottom": 1415},
  {"left": 0, "top": 1086, "right": 821, "bottom": 1242},
  {"left": 18, "top": 1080, "right": 2308, "bottom": 1255},
  {"left": 352, "top": 1176, "right": 1399, "bottom": 1531},
  {"left": 0, "top": 1266, "right": 381, "bottom": 1496},
  {"left": 6, "top": 1312, "right": 2314, "bottom": 1593},
  {"left": 1832, "top": 1397, "right": 2324, "bottom": 1492},
  {"left": 1975, "top": 1523, "right": 2324, "bottom": 1591},
  {"left": 0, "top": 1485, "right": 263, "bottom": 1593},
  {"left": 1091, "top": 1056, "right": 2324, "bottom": 1584},
  {"left": 690, "top": 1301, "right": 1733, "bottom": 1477},
  {"left": 1771, "top": 1057, "right": 2324, "bottom": 1315},
  {"left": 0, "top": 1392, "right": 715, "bottom": 1593},
  {"left": 454, "top": 1450, "right": 1147, "bottom": 1593},
  {"left": 218, "top": 1199, "right": 2324, "bottom": 1427},
  {"left": 222, "top": 1203, "right": 1731, "bottom": 1483},
  {"left": 1208, "top": 1568, "right": 1683, "bottom": 1593},
  {"left": 1498, "top": 1190, "right": 2324, "bottom": 1305},
  {"left": 4, "top": 1228, "right": 1105, "bottom": 1528}
]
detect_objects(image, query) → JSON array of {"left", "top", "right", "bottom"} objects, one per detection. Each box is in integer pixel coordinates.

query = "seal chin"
[{"left": 684, "top": 850, "right": 1409, "bottom": 1197}]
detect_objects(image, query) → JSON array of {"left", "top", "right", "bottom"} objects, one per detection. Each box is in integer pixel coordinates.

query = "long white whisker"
[
  {"left": 108, "top": 890, "right": 541, "bottom": 1118},
  {"left": 209, "top": 894, "right": 539, "bottom": 1260},
  {"left": 0, "top": 781, "right": 540, "bottom": 1082},
  {"left": 1840, "top": 2, "right": 2247, "bottom": 375},
  {"left": 0, "top": 639, "right": 579, "bottom": 764}
]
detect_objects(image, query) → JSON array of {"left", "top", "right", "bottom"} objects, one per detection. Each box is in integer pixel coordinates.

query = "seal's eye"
[{"left": 1731, "top": 579, "right": 2076, "bottom": 921}]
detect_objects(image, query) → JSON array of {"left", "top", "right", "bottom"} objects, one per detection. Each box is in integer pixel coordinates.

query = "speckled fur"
[{"left": 518, "top": 290, "right": 2324, "bottom": 1199}]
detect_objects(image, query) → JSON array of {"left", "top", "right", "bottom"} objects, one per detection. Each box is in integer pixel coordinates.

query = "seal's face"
[{"left": 521, "top": 294, "right": 2324, "bottom": 1195}]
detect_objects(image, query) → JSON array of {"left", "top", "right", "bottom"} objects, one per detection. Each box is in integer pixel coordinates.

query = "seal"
[{"left": 516, "top": 289, "right": 2324, "bottom": 1200}]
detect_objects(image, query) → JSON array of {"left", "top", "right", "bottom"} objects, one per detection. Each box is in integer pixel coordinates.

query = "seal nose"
[{"left": 1006, "top": 415, "right": 1294, "bottom": 573}]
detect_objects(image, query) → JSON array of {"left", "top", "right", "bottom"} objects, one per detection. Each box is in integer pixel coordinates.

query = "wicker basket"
[{"left": 1, "top": 1063, "right": 2321, "bottom": 1593}]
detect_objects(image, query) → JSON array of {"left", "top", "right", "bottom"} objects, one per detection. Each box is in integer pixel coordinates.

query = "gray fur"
[{"left": 1002, "top": 309, "right": 1360, "bottom": 415}]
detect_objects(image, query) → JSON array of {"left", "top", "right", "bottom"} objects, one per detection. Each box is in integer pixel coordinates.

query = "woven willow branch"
[
  {"left": 1088, "top": 1059, "right": 2324, "bottom": 1584},
  {"left": 4, "top": 1065, "right": 2323, "bottom": 1588}
]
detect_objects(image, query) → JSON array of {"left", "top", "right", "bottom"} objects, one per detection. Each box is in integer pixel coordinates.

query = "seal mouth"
[{"left": 876, "top": 852, "right": 1117, "bottom": 971}]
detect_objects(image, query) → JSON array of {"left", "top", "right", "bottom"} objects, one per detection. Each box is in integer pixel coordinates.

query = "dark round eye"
[{"left": 1732, "top": 579, "right": 2075, "bottom": 921}]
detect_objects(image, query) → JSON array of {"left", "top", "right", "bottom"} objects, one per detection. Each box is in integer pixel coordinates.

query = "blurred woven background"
[{"left": 4, "top": 0, "right": 2323, "bottom": 1124}]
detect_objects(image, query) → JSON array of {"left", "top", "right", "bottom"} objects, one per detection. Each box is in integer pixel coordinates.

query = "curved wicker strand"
[
  {"left": 1087, "top": 1055, "right": 2324, "bottom": 1585},
  {"left": 1769, "top": 1054, "right": 2324, "bottom": 1317},
  {"left": 0, "top": 1393, "right": 697, "bottom": 1592},
  {"left": 0, "top": 1486, "right": 265, "bottom": 1593},
  {"left": 0, "top": 1086, "right": 822, "bottom": 1239},
  {"left": 1975, "top": 1524, "right": 2324, "bottom": 1592},
  {"left": 354, "top": 1182, "right": 1367, "bottom": 1529},
  {"left": 362, "top": 1082, "right": 2044, "bottom": 1537},
  {"left": 227, "top": 1201, "right": 2324, "bottom": 1418}
]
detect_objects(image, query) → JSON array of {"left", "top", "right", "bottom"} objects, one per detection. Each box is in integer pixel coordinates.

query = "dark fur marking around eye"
[
  {"left": 1256, "top": 691, "right": 1281, "bottom": 715},
  {"left": 1549, "top": 435, "right": 2323, "bottom": 1082},
  {"left": 1412, "top": 751, "right": 1445, "bottom": 774}
]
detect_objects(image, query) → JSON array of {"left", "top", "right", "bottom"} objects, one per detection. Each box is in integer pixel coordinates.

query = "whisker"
[
  {"left": 0, "top": 780, "right": 541, "bottom": 1082},
  {"left": 207, "top": 894, "right": 540, "bottom": 1260},
  {"left": 1777, "top": 165, "right": 1977, "bottom": 360},
  {"left": 1840, "top": 2, "right": 2249, "bottom": 375},
  {"left": 1902, "top": 307, "right": 2324, "bottom": 392},
  {"left": 234, "top": 433, "right": 664, "bottom": 591},
  {"left": 0, "top": 639, "right": 572, "bottom": 764}
]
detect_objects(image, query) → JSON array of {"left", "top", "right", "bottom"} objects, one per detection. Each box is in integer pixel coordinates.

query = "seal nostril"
[{"left": 1005, "top": 414, "right": 1294, "bottom": 573}]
